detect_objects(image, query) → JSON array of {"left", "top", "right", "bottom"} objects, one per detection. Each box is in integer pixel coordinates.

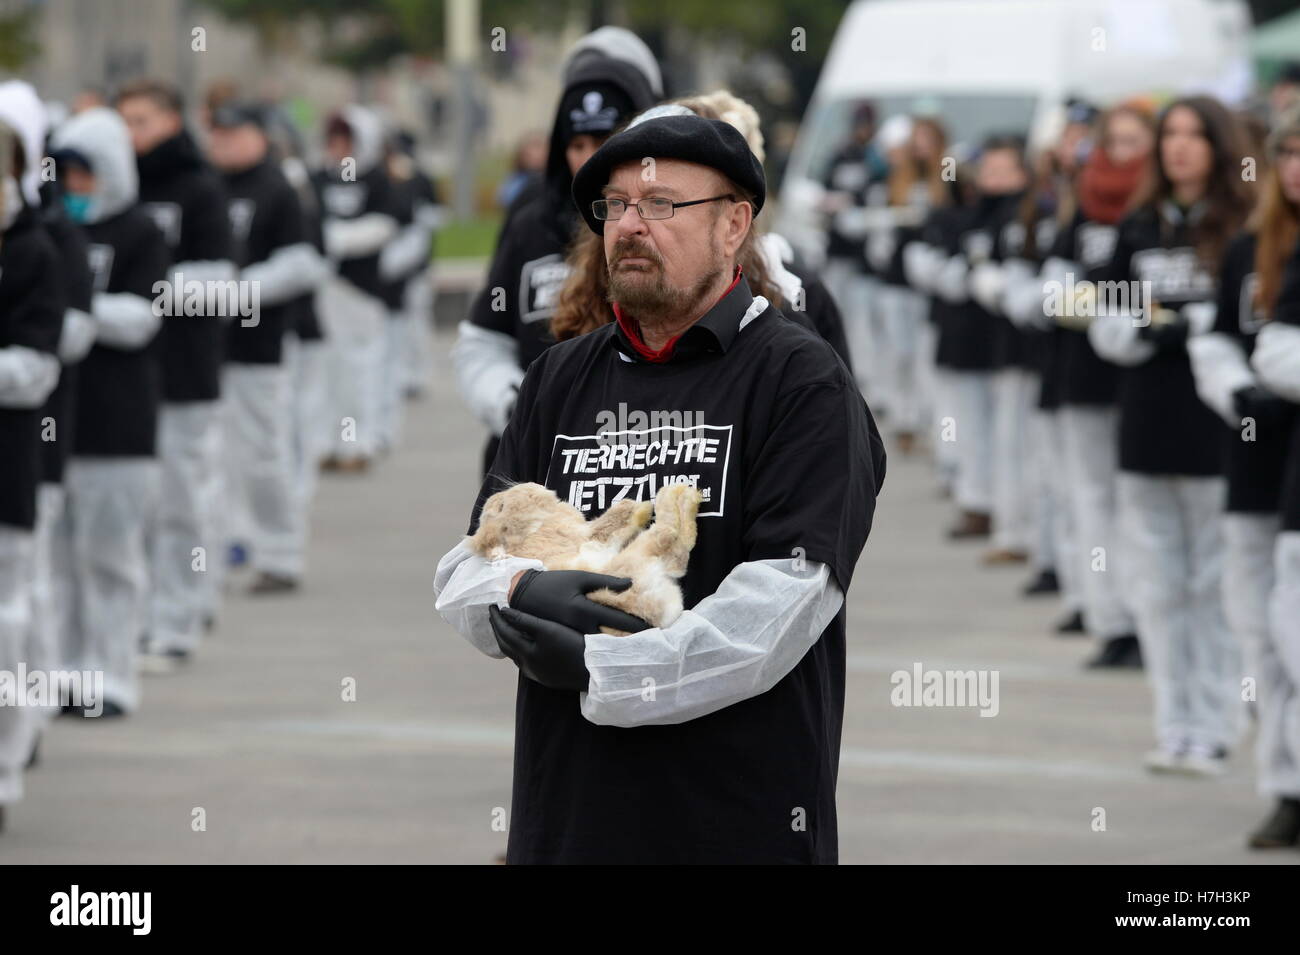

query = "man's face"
[
  {"left": 118, "top": 95, "right": 182, "bottom": 155},
  {"left": 208, "top": 124, "right": 267, "bottom": 172},
  {"left": 601, "top": 158, "right": 752, "bottom": 320}
]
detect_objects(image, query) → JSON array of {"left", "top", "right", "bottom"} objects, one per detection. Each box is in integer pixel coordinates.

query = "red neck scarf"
[
  {"left": 1078, "top": 149, "right": 1148, "bottom": 225},
  {"left": 612, "top": 266, "right": 743, "bottom": 363}
]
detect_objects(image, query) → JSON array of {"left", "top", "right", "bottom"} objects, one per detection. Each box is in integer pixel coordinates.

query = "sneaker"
[
  {"left": 947, "top": 511, "right": 992, "bottom": 540},
  {"left": 1055, "top": 609, "right": 1086, "bottom": 635},
  {"left": 982, "top": 547, "right": 1029, "bottom": 566},
  {"left": 227, "top": 542, "right": 249, "bottom": 568},
  {"left": 249, "top": 571, "right": 300, "bottom": 595},
  {"left": 1180, "top": 744, "right": 1229, "bottom": 777},
  {"left": 1085, "top": 633, "right": 1140, "bottom": 667},
  {"left": 1022, "top": 568, "right": 1060, "bottom": 596},
  {"left": 72, "top": 700, "right": 126, "bottom": 719},
  {"left": 1247, "top": 798, "right": 1300, "bottom": 848}
]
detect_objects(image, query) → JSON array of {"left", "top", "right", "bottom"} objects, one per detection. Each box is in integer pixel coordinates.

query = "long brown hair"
[
  {"left": 888, "top": 116, "right": 949, "bottom": 208},
  {"left": 1250, "top": 112, "right": 1300, "bottom": 316},
  {"left": 550, "top": 93, "right": 781, "bottom": 341},
  {"left": 1135, "top": 95, "right": 1253, "bottom": 269}
]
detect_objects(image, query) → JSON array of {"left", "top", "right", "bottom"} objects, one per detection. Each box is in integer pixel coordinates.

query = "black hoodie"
[
  {"left": 136, "top": 130, "right": 234, "bottom": 402},
  {"left": 467, "top": 54, "right": 657, "bottom": 371}
]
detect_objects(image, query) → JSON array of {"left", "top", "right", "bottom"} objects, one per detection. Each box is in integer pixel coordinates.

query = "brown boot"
[
  {"left": 947, "top": 511, "right": 991, "bottom": 540},
  {"left": 895, "top": 431, "right": 917, "bottom": 455},
  {"left": 982, "top": 548, "right": 1029, "bottom": 565}
]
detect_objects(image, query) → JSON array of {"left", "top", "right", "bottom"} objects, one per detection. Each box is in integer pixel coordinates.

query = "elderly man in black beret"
[{"left": 434, "top": 111, "right": 886, "bottom": 864}]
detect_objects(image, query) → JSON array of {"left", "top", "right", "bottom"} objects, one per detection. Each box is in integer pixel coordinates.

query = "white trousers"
[
  {"left": 65, "top": 458, "right": 160, "bottom": 713},
  {"left": 26, "top": 484, "right": 65, "bottom": 731},
  {"left": 945, "top": 370, "right": 995, "bottom": 513},
  {"left": 148, "top": 402, "right": 221, "bottom": 654},
  {"left": 403, "top": 270, "right": 435, "bottom": 394},
  {"left": 1264, "top": 532, "right": 1300, "bottom": 796},
  {"left": 1061, "top": 406, "right": 1135, "bottom": 640},
  {"left": 318, "top": 277, "right": 385, "bottom": 460},
  {"left": 0, "top": 526, "right": 35, "bottom": 804},
  {"left": 286, "top": 335, "right": 331, "bottom": 569},
  {"left": 1029, "top": 410, "right": 1081, "bottom": 610},
  {"left": 220, "top": 363, "right": 299, "bottom": 579},
  {"left": 1117, "top": 473, "right": 1236, "bottom": 751},
  {"left": 823, "top": 260, "right": 878, "bottom": 402},
  {"left": 376, "top": 312, "right": 408, "bottom": 452},
  {"left": 878, "top": 284, "right": 927, "bottom": 433},
  {"left": 991, "top": 367, "right": 1036, "bottom": 551},
  {"left": 930, "top": 365, "right": 959, "bottom": 489}
]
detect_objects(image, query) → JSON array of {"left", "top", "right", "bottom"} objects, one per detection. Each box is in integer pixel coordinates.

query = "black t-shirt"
[
  {"left": 821, "top": 142, "right": 874, "bottom": 265},
  {"left": 0, "top": 206, "right": 63, "bottom": 529},
  {"left": 1215, "top": 231, "right": 1295, "bottom": 514},
  {"left": 1051, "top": 210, "right": 1123, "bottom": 407},
  {"left": 224, "top": 158, "right": 307, "bottom": 364},
  {"left": 76, "top": 207, "right": 171, "bottom": 457},
  {"left": 1262, "top": 235, "right": 1300, "bottom": 532},
  {"left": 933, "top": 195, "right": 1019, "bottom": 372},
  {"left": 137, "top": 131, "right": 233, "bottom": 402},
  {"left": 988, "top": 207, "right": 1037, "bottom": 373},
  {"left": 37, "top": 203, "right": 93, "bottom": 486},
  {"left": 1098, "top": 203, "right": 1228, "bottom": 476},
  {"left": 315, "top": 163, "right": 398, "bottom": 303},
  {"left": 466, "top": 275, "right": 886, "bottom": 864}
]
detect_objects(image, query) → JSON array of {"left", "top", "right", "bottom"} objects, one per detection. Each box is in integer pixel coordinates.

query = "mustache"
[{"left": 609, "top": 239, "right": 662, "bottom": 268}]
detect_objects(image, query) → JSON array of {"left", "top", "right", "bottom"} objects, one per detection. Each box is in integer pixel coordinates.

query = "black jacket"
[{"left": 136, "top": 130, "right": 233, "bottom": 402}]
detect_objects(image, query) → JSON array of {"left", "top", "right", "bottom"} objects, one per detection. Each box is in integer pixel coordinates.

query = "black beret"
[{"left": 570, "top": 113, "right": 765, "bottom": 236}]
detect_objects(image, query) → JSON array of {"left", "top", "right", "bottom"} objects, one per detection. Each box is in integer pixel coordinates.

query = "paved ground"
[{"left": 3, "top": 330, "right": 1294, "bottom": 864}]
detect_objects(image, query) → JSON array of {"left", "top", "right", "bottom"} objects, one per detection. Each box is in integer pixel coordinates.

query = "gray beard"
[{"left": 607, "top": 259, "right": 724, "bottom": 326}]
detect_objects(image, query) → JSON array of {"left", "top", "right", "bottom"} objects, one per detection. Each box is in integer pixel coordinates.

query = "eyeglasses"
[{"left": 592, "top": 194, "right": 736, "bottom": 221}]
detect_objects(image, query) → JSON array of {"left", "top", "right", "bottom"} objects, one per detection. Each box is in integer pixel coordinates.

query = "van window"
[{"left": 799, "top": 93, "right": 1037, "bottom": 185}]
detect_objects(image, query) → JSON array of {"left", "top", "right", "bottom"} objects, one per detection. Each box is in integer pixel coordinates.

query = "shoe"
[
  {"left": 1180, "top": 744, "right": 1228, "bottom": 777},
  {"left": 72, "top": 700, "right": 126, "bottom": 719},
  {"left": 1144, "top": 743, "right": 1187, "bottom": 774},
  {"left": 138, "top": 648, "right": 191, "bottom": 675},
  {"left": 895, "top": 431, "right": 917, "bottom": 455},
  {"left": 333, "top": 456, "right": 371, "bottom": 474},
  {"left": 227, "top": 542, "right": 249, "bottom": 569},
  {"left": 947, "top": 511, "right": 991, "bottom": 540},
  {"left": 1085, "top": 634, "right": 1140, "bottom": 667},
  {"left": 983, "top": 547, "right": 1029, "bottom": 565},
  {"left": 25, "top": 735, "right": 40, "bottom": 770},
  {"left": 1055, "top": 610, "right": 1086, "bottom": 635},
  {"left": 1247, "top": 798, "right": 1300, "bottom": 848},
  {"left": 319, "top": 455, "right": 342, "bottom": 472},
  {"left": 1022, "top": 568, "right": 1060, "bottom": 596},
  {"left": 249, "top": 571, "right": 300, "bottom": 595}
]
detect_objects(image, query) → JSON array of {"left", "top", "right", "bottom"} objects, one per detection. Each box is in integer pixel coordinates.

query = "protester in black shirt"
[
  {"left": 116, "top": 79, "right": 234, "bottom": 666},
  {"left": 435, "top": 114, "right": 885, "bottom": 863},
  {"left": 1090, "top": 96, "right": 1252, "bottom": 776},
  {"left": 49, "top": 107, "right": 171, "bottom": 717}
]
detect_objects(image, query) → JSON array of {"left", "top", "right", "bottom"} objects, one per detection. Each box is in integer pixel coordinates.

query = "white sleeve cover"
[
  {"left": 451, "top": 321, "right": 524, "bottom": 436},
  {"left": 902, "top": 241, "right": 941, "bottom": 293},
  {"left": 1187, "top": 331, "right": 1256, "bottom": 425},
  {"left": 379, "top": 220, "right": 433, "bottom": 281},
  {"left": 433, "top": 539, "right": 546, "bottom": 659},
  {"left": 91, "top": 292, "right": 161, "bottom": 349},
  {"left": 170, "top": 259, "right": 236, "bottom": 287},
  {"left": 969, "top": 261, "right": 1006, "bottom": 314},
  {"left": 581, "top": 559, "right": 844, "bottom": 727},
  {"left": 1002, "top": 258, "right": 1047, "bottom": 329},
  {"left": 1252, "top": 322, "right": 1300, "bottom": 402},
  {"left": 0, "top": 346, "right": 60, "bottom": 408},
  {"left": 58, "top": 308, "right": 97, "bottom": 363},
  {"left": 1087, "top": 311, "right": 1157, "bottom": 367},
  {"left": 935, "top": 254, "right": 971, "bottom": 304},
  {"left": 241, "top": 243, "right": 332, "bottom": 307},
  {"left": 324, "top": 213, "right": 399, "bottom": 261}
]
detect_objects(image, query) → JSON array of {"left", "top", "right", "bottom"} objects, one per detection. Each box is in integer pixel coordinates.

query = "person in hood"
[
  {"left": 208, "top": 102, "right": 329, "bottom": 595},
  {"left": 435, "top": 113, "right": 885, "bottom": 864},
  {"left": 1089, "top": 96, "right": 1252, "bottom": 776},
  {"left": 49, "top": 107, "right": 171, "bottom": 717},
  {"left": 314, "top": 104, "right": 400, "bottom": 473},
  {"left": 451, "top": 27, "right": 660, "bottom": 476},
  {"left": 0, "top": 112, "right": 64, "bottom": 832},
  {"left": 0, "top": 82, "right": 95, "bottom": 779},
  {"left": 115, "top": 79, "right": 234, "bottom": 666}
]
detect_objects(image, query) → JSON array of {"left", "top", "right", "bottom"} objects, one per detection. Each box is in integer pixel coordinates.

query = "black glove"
[
  {"left": 1232, "top": 384, "right": 1291, "bottom": 426},
  {"left": 509, "top": 569, "right": 649, "bottom": 635},
  {"left": 1137, "top": 314, "right": 1189, "bottom": 348},
  {"left": 489, "top": 605, "right": 590, "bottom": 691}
]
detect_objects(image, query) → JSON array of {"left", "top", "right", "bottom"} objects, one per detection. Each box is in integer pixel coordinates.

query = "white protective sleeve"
[
  {"left": 866, "top": 228, "right": 897, "bottom": 273},
  {"left": 241, "top": 243, "right": 332, "bottom": 307},
  {"left": 902, "top": 241, "right": 942, "bottom": 294},
  {"left": 91, "top": 292, "right": 161, "bottom": 350},
  {"left": 1252, "top": 322, "right": 1300, "bottom": 402},
  {"left": 59, "top": 308, "right": 97, "bottom": 363},
  {"left": 379, "top": 220, "right": 433, "bottom": 282},
  {"left": 935, "top": 253, "right": 971, "bottom": 304},
  {"left": 1087, "top": 311, "right": 1157, "bottom": 367},
  {"left": 1187, "top": 331, "right": 1256, "bottom": 425},
  {"left": 433, "top": 539, "right": 546, "bottom": 658},
  {"left": 582, "top": 559, "right": 843, "bottom": 727},
  {"left": 451, "top": 321, "right": 524, "bottom": 436},
  {"left": 969, "top": 261, "right": 1006, "bottom": 314},
  {"left": 1001, "top": 258, "right": 1047, "bottom": 329},
  {"left": 0, "top": 345, "right": 60, "bottom": 408},
  {"left": 170, "top": 259, "right": 236, "bottom": 287},
  {"left": 324, "top": 213, "right": 399, "bottom": 261}
]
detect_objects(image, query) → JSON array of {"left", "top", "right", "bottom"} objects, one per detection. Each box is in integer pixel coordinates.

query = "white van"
[{"left": 775, "top": 0, "right": 1255, "bottom": 264}]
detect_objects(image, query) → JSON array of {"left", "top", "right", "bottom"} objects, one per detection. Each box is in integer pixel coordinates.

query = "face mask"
[
  {"left": 63, "top": 192, "right": 95, "bottom": 224},
  {"left": 1, "top": 177, "right": 20, "bottom": 231}
]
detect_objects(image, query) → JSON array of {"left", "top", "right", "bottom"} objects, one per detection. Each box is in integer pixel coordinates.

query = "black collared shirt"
[{"left": 466, "top": 275, "right": 886, "bottom": 864}]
